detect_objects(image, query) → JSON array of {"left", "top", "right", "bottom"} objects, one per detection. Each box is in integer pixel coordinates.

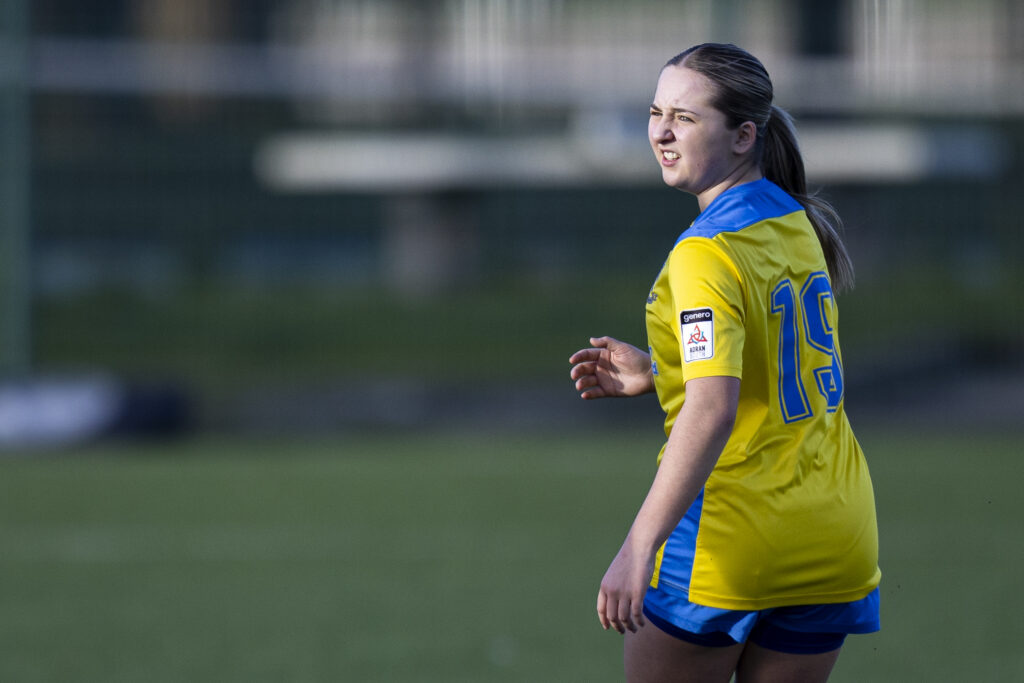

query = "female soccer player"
[{"left": 569, "top": 43, "right": 880, "bottom": 682}]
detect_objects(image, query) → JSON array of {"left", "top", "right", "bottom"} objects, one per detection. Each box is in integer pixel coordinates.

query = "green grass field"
[{"left": 1, "top": 427, "right": 1022, "bottom": 682}]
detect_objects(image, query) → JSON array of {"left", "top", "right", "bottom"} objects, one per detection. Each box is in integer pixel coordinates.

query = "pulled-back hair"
[{"left": 666, "top": 43, "right": 854, "bottom": 292}]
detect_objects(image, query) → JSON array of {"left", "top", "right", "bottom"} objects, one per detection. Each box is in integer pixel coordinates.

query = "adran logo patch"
[{"left": 680, "top": 308, "right": 713, "bottom": 362}]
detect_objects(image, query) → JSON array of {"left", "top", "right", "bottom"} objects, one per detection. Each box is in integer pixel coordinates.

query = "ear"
[{"left": 732, "top": 121, "right": 758, "bottom": 155}]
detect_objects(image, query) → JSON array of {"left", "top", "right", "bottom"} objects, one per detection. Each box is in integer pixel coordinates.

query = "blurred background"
[
  {"left": 1, "top": 1, "right": 1023, "bottom": 681},
  {"left": 1, "top": 0, "right": 1021, "bottom": 443}
]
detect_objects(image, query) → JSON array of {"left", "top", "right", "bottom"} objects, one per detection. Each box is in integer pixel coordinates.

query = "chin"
[{"left": 661, "top": 171, "right": 688, "bottom": 192}]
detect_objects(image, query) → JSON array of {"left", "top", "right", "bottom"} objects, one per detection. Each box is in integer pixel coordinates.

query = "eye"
[
  {"left": 676, "top": 113, "right": 692, "bottom": 123},
  {"left": 649, "top": 109, "right": 661, "bottom": 117}
]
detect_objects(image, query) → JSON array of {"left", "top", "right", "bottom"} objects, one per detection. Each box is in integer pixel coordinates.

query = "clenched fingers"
[
  {"left": 597, "top": 588, "right": 645, "bottom": 634},
  {"left": 596, "top": 589, "right": 611, "bottom": 631}
]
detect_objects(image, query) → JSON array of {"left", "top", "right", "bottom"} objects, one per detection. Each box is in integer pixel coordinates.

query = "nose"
[{"left": 650, "top": 116, "right": 674, "bottom": 143}]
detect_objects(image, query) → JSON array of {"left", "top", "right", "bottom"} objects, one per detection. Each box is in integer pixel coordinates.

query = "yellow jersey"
[{"left": 646, "top": 179, "right": 880, "bottom": 610}]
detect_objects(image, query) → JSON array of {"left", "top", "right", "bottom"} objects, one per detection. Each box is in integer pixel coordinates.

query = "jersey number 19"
[{"left": 770, "top": 272, "right": 844, "bottom": 423}]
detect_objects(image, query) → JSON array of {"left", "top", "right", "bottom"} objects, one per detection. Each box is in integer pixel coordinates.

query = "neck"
[{"left": 695, "top": 163, "right": 763, "bottom": 212}]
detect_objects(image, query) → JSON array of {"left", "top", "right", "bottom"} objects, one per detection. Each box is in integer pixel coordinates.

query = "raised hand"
[{"left": 569, "top": 336, "right": 654, "bottom": 399}]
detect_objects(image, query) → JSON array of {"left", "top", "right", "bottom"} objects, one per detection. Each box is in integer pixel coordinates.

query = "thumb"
[{"left": 590, "top": 336, "right": 614, "bottom": 349}]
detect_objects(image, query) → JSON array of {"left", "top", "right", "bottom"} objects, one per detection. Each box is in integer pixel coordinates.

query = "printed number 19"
[{"left": 770, "top": 273, "right": 844, "bottom": 423}]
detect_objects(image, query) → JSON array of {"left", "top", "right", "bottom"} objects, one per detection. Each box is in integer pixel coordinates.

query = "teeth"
[{"left": 663, "top": 151, "right": 679, "bottom": 160}]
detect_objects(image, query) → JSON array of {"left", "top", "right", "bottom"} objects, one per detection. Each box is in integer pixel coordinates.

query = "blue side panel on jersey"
[
  {"left": 656, "top": 487, "right": 705, "bottom": 595},
  {"left": 675, "top": 179, "right": 803, "bottom": 244}
]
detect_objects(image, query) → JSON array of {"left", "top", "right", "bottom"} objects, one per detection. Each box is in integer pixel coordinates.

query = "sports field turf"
[{"left": 1, "top": 428, "right": 1021, "bottom": 682}]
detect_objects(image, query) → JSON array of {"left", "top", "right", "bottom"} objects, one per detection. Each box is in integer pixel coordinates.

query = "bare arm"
[
  {"left": 596, "top": 375, "right": 740, "bottom": 634},
  {"left": 569, "top": 336, "right": 655, "bottom": 399}
]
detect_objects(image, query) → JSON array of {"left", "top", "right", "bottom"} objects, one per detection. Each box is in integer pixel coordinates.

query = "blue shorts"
[{"left": 642, "top": 586, "right": 880, "bottom": 655}]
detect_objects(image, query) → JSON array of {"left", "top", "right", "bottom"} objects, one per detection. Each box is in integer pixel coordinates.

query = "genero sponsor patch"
[{"left": 680, "top": 308, "right": 713, "bottom": 362}]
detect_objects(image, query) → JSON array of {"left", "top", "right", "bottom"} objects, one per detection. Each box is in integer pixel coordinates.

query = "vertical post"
[
  {"left": 0, "top": 0, "right": 31, "bottom": 376},
  {"left": 797, "top": 0, "right": 844, "bottom": 56}
]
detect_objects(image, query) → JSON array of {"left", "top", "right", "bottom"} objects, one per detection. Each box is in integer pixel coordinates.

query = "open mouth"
[{"left": 662, "top": 150, "right": 680, "bottom": 162}]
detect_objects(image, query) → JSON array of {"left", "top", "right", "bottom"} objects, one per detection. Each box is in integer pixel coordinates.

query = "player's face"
[{"left": 648, "top": 66, "right": 747, "bottom": 207}]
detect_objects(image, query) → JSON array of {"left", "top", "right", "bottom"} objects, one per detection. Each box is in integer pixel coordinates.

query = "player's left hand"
[{"left": 596, "top": 539, "right": 654, "bottom": 634}]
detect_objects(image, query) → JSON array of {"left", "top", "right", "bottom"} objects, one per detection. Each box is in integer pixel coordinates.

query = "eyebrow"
[{"left": 650, "top": 104, "right": 700, "bottom": 117}]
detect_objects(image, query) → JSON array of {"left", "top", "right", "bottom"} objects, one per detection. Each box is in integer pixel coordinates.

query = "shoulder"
[
  {"left": 677, "top": 179, "right": 803, "bottom": 243},
  {"left": 666, "top": 231, "right": 744, "bottom": 295}
]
